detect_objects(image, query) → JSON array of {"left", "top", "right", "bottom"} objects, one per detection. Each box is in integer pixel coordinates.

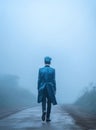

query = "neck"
[{"left": 45, "top": 64, "right": 50, "bottom": 66}]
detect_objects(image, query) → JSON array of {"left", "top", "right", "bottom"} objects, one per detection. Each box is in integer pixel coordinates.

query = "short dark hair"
[{"left": 44, "top": 56, "right": 52, "bottom": 64}]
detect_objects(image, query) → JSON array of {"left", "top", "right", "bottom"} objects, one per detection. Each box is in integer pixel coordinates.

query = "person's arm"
[{"left": 53, "top": 69, "right": 56, "bottom": 92}]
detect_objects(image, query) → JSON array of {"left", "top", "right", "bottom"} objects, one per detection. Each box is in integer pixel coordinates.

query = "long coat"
[{"left": 37, "top": 65, "right": 57, "bottom": 105}]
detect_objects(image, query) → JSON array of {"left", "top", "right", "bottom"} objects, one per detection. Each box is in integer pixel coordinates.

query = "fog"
[
  {"left": 0, "top": 74, "right": 36, "bottom": 108},
  {"left": 0, "top": 0, "right": 96, "bottom": 104}
]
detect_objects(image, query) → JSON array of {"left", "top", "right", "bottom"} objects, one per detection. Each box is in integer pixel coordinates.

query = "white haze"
[{"left": 0, "top": 0, "right": 96, "bottom": 103}]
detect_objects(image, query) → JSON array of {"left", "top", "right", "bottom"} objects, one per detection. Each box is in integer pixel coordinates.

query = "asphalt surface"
[{"left": 0, "top": 105, "right": 84, "bottom": 130}]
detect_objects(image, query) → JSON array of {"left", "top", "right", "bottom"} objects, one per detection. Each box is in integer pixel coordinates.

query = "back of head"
[{"left": 44, "top": 56, "right": 52, "bottom": 64}]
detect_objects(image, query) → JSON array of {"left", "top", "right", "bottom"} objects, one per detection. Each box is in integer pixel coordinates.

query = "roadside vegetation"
[
  {"left": 75, "top": 83, "right": 96, "bottom": 113},
  {"left": 0, "top": 74, "right": 36, "bottom": 109}
]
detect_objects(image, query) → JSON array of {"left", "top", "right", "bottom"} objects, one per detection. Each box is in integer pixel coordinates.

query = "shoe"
[
  {"left": 46, "top": 118, "right": 51, "bottom": 122},
  {"left": 42, "top": 112, "right": 46, "bottom": 121}
]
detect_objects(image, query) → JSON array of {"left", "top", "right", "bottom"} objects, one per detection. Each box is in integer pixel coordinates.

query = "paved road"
[{"left": 0, "top": 105, "right": 83, "bottom": 130}]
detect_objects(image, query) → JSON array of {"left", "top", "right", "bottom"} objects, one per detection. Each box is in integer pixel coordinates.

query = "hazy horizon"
[{"left": 0, "top": 0, "right": 96, "bottom": 103}]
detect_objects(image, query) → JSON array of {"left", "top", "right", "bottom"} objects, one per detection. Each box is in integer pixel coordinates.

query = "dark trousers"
[{"left": 42, "top": 87, "right": 51, "bottom": 118}]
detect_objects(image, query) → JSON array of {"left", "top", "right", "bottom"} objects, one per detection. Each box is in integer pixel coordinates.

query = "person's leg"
[
  {"left": 46, "top": 88, "right": 51, "bottom": 121},
  {"left": 46, "top": 99, "right": 51, "bottom": 121},
  {"left": 42, "top": 96, "right": 46, "bottom": 113},
  {"left": 41, "top": 89, "right": 47, "bottom": 121}
]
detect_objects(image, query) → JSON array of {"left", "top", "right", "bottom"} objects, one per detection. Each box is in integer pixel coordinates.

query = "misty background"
[{"left": 0, "top": 0, "right": 96, "bottom": 105}]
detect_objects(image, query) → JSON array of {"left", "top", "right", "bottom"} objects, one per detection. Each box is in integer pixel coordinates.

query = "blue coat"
[{"left": 37, "top": 65, "right": 57, "bottom": 105}]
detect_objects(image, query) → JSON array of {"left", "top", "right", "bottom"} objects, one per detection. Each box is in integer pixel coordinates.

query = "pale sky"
[{"left": 0, "top": 0, "right": 96, "bottom": 103}]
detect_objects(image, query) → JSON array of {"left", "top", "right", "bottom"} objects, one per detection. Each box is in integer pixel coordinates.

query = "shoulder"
[
  {"left": 50, "top": 66, "right": 55, "bottom": 70},
  {"left": 39, "top": 67, "right": 45, "bottom": 72},
  {"left": 49, "top": 67, "right": 55, "bottom": 72}
]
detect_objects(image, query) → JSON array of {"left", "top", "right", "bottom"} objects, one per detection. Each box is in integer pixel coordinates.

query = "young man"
[{"left": 37, "top": 56, "right": 57, "bottom": 122}]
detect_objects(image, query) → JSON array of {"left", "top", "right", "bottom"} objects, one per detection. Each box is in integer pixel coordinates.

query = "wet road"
[{"left": 0, "top": 105, "right": 83, "bottom": 130}]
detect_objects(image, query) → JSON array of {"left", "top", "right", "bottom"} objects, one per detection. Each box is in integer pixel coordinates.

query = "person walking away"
[{"left": 37, "top": 56, "right": 57, "bottom": 122}]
